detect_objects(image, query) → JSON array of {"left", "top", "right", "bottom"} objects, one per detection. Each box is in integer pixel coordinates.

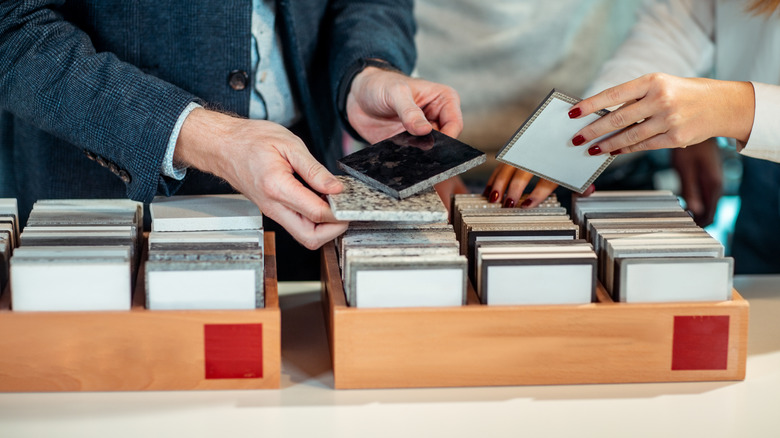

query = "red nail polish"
[
  {"left": 503, "top": 198, "right": 515, "bottom": 208},
  {"left": 489, "top": 190, "right": 500, "bottom": 203},
  {"left": 482, "top": 185, "right": 492, "bottom": 197},
  {"left": 568, "top": 107, "right": 581, "bottom": 119},
  {"left": 610, "top": 149, "right": 621, "bottom": 156},
  {"left": 588, "top": 145, "right": 601, "bottom": 156},
  {"left": 520, "top": 198, "right": 533, "bottom": 208},
  {"left": 572, "top": 135, "right": 586, "bottom": 146}
]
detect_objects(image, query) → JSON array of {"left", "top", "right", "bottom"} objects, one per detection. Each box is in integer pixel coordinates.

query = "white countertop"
[{"left": 1, "top": 276, "right": 779, "bottom": 438}]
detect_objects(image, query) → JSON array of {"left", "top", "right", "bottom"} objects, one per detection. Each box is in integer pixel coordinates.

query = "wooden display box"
[
  {"left": 320, "top": 241, "right": 749, "bottom": 389},
  {"left": 0, "top": 233, "right": 280, "bottom": 392}
]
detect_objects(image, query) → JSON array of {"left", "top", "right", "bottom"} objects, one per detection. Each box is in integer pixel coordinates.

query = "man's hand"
[
  {"left": 174, "top": 108, "right": 348, "bottom": 250},
  {"left": 345, "top": 66, "right": 464, "bottom": 143}
]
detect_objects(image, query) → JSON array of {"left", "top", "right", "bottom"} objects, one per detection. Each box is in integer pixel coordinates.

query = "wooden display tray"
[
  {"left": 0, "top": 233, "right": 280, "bottom": 392},
  {"left": 320, "top": 241, "right": 749, "bottom": 389}
]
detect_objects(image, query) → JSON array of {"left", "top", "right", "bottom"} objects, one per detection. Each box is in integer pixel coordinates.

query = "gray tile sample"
[
  {"left": 328, "top": 176, "right": 448, "bottom": 222},
  {"left": 338, "top": 130, "right": 486, "bottom": 199}
]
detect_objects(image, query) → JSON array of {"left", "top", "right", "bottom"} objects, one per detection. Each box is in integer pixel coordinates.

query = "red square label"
[
  {"left": 204, "top": 323, "right": 263, "bottom": 379},
  {"left": 672, "top": 315, "right": 729, "bottom": 371}
]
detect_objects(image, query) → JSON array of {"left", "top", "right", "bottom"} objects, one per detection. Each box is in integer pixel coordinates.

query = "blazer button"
[
  {"left": 228, "top": 70, "right": 249, "bottom": 91},
  {"left": 108, "top": 162, "right": 119, "bottom": 174},
  {"left": 118, "top": 170, "right": 131, "bottom": 184},
  {"left": 96, "top": 156, "right": 108, "bottom": 167},
  {"left": 83, "top": 149, "right": 97, "bottom": 161}
]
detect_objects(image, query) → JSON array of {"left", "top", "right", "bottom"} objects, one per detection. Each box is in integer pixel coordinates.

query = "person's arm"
[
  {"left": 0, "top": 1, "right": 198, "bottom": 202},
  {"left": 740, "top": 82, "right": 780, "bottom": 163},
  {"left": 484, "top": 0, "right": 721, "bottom": 209},
  {"left": 173, "top": 108, "right": 347, "bottom": 250},
  {"left": 327, "top": 0, "right": 417, "bottom": 140},
  {"left": 584, "top": 0, "right": 716, "bottom": 97}
]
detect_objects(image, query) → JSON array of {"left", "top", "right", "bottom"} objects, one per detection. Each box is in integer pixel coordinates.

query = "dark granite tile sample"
[{"left": 337, "top": 130, "right": 486, "bottom": 199}]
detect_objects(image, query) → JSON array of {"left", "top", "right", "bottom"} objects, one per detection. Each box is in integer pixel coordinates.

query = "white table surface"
[{"left": 1, "top": 276, "right": 779, "bottom": 438}]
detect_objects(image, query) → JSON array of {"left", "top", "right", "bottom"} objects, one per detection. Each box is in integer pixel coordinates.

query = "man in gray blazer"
[{"left": 0, "top": 1, "right": 463, "bottom": 279}]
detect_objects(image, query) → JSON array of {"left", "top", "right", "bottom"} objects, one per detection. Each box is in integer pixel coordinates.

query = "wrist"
[
  {"left": 715, "top": 80, "right": 755, "bottom": 143},
  {"left": 338, "top": 58, "right": 402, "bottom": 141},
  {"left": 174, "top": 108, "right": 240, "bottom": 176}
]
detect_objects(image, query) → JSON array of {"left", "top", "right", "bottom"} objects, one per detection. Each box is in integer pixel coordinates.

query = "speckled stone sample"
[
  {"left": 337, "top": 130, "right": 486, "bottom": 199},
  {"left": 328, "top": 176, "right": 448, "bottom": 222}
]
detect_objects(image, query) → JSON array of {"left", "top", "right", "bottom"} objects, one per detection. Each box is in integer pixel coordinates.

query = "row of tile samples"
[
  {"left": 0, "top": 199, "right": 19, "bottom": 292},
  {"left": 10, "top": 199, "right": 143, "bottom": 311},
  {"left": 146, "top": 194, "right": 265, "bottom": 310},
  {"left": 452, "top": 194, "right": 598, "bottom": 305},
  {"left": 329, "top": 176, "right": 467, "bottom": 308},
  {"left": 573, "top": 191, "right": 732, "bottom": 302}
]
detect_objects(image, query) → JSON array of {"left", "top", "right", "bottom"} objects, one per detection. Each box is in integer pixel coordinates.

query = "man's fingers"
[
  {"left": 264, "top": 169, "right": 341, "bottom": 224},
  {"left": 282, "top": 140, "right": 343, "bottom": 195},
  {"left": 267, "top": 203, "right": 348, "bottom": 250},
  {"left": 389, "top": 86, "right": 433, "bottom": 136}
]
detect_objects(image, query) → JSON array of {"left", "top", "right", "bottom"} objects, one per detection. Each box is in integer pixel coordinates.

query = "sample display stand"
[
  {"left": 0, "top": 233, "right": 280, "bottom": 392},
  {"left": 320, "top": 241, "right": 748, "bottom": 389}
]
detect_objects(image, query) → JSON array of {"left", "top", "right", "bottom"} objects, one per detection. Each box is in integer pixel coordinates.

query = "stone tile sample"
[
  {"left": 328, "top": 176, "right": 448, "bottom": 222},
  {"left": 338, "top": 130, "right": 486, "bottom": 199},
  {"left": 151, "top": 194, "right": 262, "bottom": 232}
]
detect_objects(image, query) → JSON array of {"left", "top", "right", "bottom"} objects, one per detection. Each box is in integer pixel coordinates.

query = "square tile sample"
[
  {"left": 496, "top": 89, "right": 615, "bottom": 193},
  {"left": 337, "top": 130, "right": 486, "bottom": 199},
  {"left": 151, "top": 194, "right": 262, "bottom": 232},
  {"left": 328, "top": 176, "right": 448, "bottom": 222}
]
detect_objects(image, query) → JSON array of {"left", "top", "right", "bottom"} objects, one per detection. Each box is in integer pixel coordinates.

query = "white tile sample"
[{"left": 151, "top": 194, "right": 263, "bottom": 231}]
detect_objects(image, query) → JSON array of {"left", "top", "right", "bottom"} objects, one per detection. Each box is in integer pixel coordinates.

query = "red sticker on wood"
[
  {"left": 672, "top": 315, "right": 729, "bottom": 370},
  {"left": 204, "top": 323, "right": 263, "bottom": 379}
]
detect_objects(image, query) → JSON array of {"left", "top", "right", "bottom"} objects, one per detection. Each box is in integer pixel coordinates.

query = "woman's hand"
[
  {"left": 568, "top": 73, "right": 754, "bottom": 156},
  {"left": 483, "top": 163, "right": 567, "bottom": 208}
]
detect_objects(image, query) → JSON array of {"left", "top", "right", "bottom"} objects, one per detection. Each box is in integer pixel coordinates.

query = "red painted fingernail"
[
  {"left": 482, "top": 185, "right": 492, "bottom": 197},
  {"left": 568, "top": 107, "right": 581, "bottom": 119},
  {"left": 503, "top": 198, "right": 515, "bottom": 208},
  {"left": 572, "top": 135, "right": 586, "bottom": 146},
  {"left": 610, "top": 149, "right": 621, "bottom": 156},
  {"left": 588, "top": 145, "right": 601, "bottom": 156},
  {"left": 520, "top": 198, "right": 533, "bottom": 208},
  {"left": 489, "top": 190, "right": 500, "bottom": 203}
]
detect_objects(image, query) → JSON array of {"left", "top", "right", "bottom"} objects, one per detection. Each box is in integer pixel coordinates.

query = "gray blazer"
[{"left": 0, "top": 0, "right": 415, "bottom": 224}]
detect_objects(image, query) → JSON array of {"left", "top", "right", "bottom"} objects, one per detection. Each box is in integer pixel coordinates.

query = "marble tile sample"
[
  {"left": 345, "top": 254, "right": 467, "bottom": 308},
  {"left": 338, "top": 130, "right": 486, "bottom": 199},
  {"left": 151, "top": 194, "right": 262, "bottom": 232},
  {"left": 615, "top": 257, "right": 733, "bottom": 303},
  {"left": 10, "top": 246, "right": 132, "bottom": 311},
  {"left": 0, "top": 199, "right": 19, "bottom": 241},
  {"left": 148, "top": 230, "right": 263, "bottom": 252},
  {"left": 145, "top": 260, "right": 263, "bottom": 310},
  {"left": 328, "top": 175, "right": 448, "bottom": 222},
  {"left": 31, "top": 199, "right": 143, "bottom": 231}
]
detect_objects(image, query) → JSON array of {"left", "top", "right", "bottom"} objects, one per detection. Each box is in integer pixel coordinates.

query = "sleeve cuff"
[
  {"left": 740, "top": 82, "right": 780, "bottom": 164},
  {"left": 161, "top": 101, "right": 202, "bottom": 180}
]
